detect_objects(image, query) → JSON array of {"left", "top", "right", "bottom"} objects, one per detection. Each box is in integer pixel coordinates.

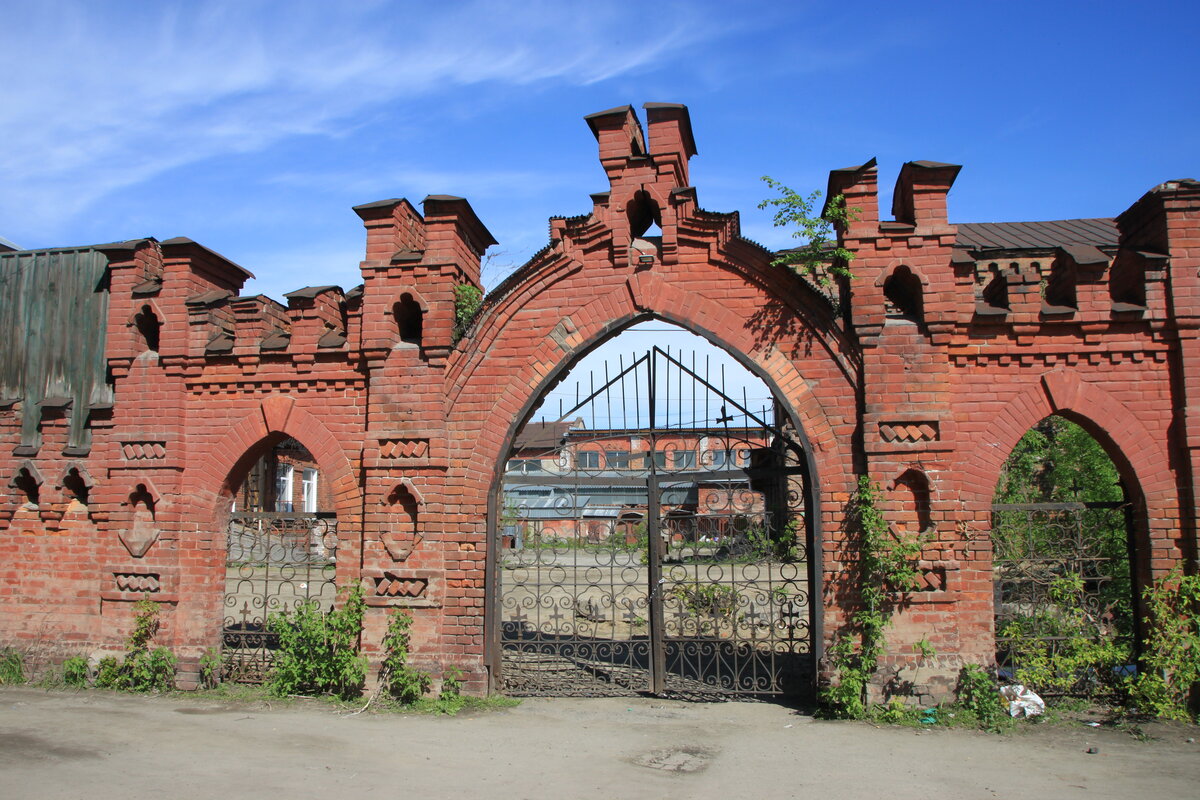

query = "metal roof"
[{"left": 954, "top": 219, "right": 1118, "bottom": 251}]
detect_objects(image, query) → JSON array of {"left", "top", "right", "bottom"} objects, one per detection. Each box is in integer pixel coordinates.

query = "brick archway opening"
[
  {"left": 989, "top": 412, "right": 1147, "bottom": 693},
  {"left": 213, "top": 431, "right": 344, "bottom": 684},
  {"left": 484, "top": 316, "right": 823, "bottom": 699}
]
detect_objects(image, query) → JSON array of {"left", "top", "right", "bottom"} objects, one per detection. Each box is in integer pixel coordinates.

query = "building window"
[
  {"left": 275, "top": 464, "right": 294, "bottom": 512},
  {"left": 605, "top": 450, "right": 630, "bottom": 470},
  {"left": 673, "top": 450, "right": 697, "bottom": 470},
  {"left": 301, "top": 469, "right": 318, "bottom": 513},
  {"left": 577, "top": 451, "right": 601, "bottom": 469},
  {"left": 506, "top": 458, "right": 546, "bottom": 474}
]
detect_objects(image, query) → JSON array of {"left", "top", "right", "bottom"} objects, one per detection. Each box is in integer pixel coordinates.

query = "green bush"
[
  {"left": 434, "top": 667, "right": 466, "bottom": 715},
  {"left": 379, "top": 609, "right": 430, "bottom": 705},
  {"left": 62, "top": 656, "right": 89, "bottom": 688},
  {"left": 1000, "top": 575, "right": 1131, "bottom": 696},
  {"left": 452, "top": 284, "right": 483, "bottom": 343},
  {"left": 1127, "top": 569, "right": 1200, "bottom": 721},
  {"left": 94, "top": 656, "right": 122, "bottom": 688},
  {"left": 672, "top": 583, "right": 741, "bottom": 623},
  {"left": 198, "top": 648, "right": 222, "bottom": 689},
  {"left": 267, "top": 584, "right": 367, "bottom": 700},
  {"left": 956, "top": 665, "right": 1009, "bottom": 732}
]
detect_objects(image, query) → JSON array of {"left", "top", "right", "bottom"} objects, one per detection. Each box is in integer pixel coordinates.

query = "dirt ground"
[{"left": 1, "top": 687, "right": 1197, "bottom": 800}]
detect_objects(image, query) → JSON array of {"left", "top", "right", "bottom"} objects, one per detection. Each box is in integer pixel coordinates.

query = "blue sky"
[{"left": 3, "top": 0, "right": 1196, "bottom": 304}]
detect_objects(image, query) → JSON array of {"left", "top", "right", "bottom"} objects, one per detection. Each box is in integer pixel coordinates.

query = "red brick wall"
[{"left": 1, "top": 105, "right": 1196, "bottom": 699}]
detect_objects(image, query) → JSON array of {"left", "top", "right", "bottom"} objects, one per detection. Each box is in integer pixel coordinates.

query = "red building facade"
[{"left": 1, "top": 103, "right": 1197, "bottom": 698}]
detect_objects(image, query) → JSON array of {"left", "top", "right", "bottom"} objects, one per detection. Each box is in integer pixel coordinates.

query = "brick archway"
[
  {"left": 4, "top": 101, "right": 1197, "bottom": 700},
  {"left": 193, "top": 394, "right": 362, "bottom": 523},
  {"left": 958, "top": 370, "right": 1176, "bottom": 533},
  {"left": 170, "top": 395, "right": 364, "bottom": 656},
  {"left": 445, "top": 133, "right": 861, "bottom": 690}
]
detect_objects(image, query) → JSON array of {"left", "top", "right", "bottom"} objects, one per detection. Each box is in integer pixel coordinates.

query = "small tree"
[{"left": 758, "top": 177, "right": 857, "bottom": 284}]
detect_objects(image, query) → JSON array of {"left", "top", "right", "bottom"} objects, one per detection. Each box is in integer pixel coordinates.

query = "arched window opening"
[
  {"left": 991, "top": 415, "right": 1135, "bottom": 694},
  {"left": 134, "top": 304, "right": 161, "bottom": 352},
  {"left": 882, "top": 266, "right": 924, "bottom": 323},
  {"left": 130, "top": 483, "right": 155, "bottom": 521},
  {"left": 63, "top": 468, "right": 90, "bottom": 506},
  {"left": 889, "top": 468, "right": 931, "bottom": 533},
  {"left": 394, "top": 293, "right": 423, "bottom": 345},
  {"left": 626, "top": 190, "right": 662, "bottom": 239},
  {"left": 14, "top": 468, "right": 40, "bottom": 508},
  {"left": 1044, "top": 261, "right": 1077, "bottom": 311},
  {"left": 981, "top": 271, "right": 1010, "bottom": 313}
]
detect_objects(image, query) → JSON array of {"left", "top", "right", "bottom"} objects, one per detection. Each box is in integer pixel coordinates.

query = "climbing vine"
[{"left": 821, "top": 476, "right": 924, "bottom": 718}]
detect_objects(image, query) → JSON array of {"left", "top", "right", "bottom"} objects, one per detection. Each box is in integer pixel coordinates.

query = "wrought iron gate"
[
  {"left": 497, "top": 346, "right": 814, "bottom": 698},
  {"left": 222, "top": 511, "right": 338, "bottom": 682},
  {"left": 991, "top": 501, "right": 1134, "bottom": 692}
]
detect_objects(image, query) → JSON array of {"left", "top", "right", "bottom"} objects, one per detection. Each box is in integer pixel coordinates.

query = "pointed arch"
[
  {"left": 959, "top": 370, "right": 1179, "bottom": 592},
  {"left": 190, "top": 395, "right": 361, "bottom": 521},
  {"left": 960, "top": 371, "right": 1174, "bottom": 516}
]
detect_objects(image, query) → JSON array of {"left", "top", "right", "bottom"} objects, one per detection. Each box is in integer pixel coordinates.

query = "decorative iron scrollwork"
[{"left": 221, "top": 512, "right": 338, "bottom": 684}]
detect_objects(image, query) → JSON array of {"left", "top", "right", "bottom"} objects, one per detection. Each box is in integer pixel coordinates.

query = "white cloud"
[{"left": 0, "top": 0, "right": 728, "bottom": 238}]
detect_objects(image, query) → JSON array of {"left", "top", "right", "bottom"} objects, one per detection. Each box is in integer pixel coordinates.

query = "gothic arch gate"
[{"left": 492, "top": 343, "right": 815, "bottom": 698}]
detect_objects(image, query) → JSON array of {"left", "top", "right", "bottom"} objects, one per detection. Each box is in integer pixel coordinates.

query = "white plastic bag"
[{"left": 1000, "top": 684, "right": 1045, "bottom": 717}]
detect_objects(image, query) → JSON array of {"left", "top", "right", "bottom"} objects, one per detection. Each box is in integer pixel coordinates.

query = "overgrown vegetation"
[
  {"left": 955, "top": 665, "right": 1010, "bottom": 733},
  {"left": 758, "top": 177, "right": 857, "bottom": 284},
  {"left": 379, "top": 609, "right": 431, "bottom": 705},
  {"left": 998, "top": 574, "right": 1130, "bottom": 696},
  {"left": 62, "top": 655, "right": 89, "bottom": 688},
  {"left": 452, "top": 283, "right": 483, "bottom": 343},
  {"left": 0, "top": 648, "right": 26, "bottom": 685},
  {"left": 434, "top": 667, "right": 466, "bottom": 715},
  {"left": 198, "top": 647, "right": 222, "bottom": 689},
  {"left": 745, "top": 518, "right": 802, "bottom": 562},
  {"left": 672, "top": 584, "right": 741, "bottom": 621},
  {"left": 267, "top": 584, "right": 367, "bottom": 700},
  {"left": 820, "top": 477, "right": 924, "bottom": 719},
  {"left": 93, "top": 598, "right": 177, "bottom": 692},
  {"left": 995, "top": 416, "right": 1123, "bottom": 506},
  {"left": 1126, "top": 569, "right": 1200, "bottom": 721}
]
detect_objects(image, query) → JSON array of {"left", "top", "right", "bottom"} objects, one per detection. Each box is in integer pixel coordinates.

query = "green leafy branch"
[
  {"left": 453, "top": 284, "right": 483, "bottom": 343},
  {"left": 267, "top": 584, "right": 367, "bottom": 700},
  {"left": 758, "top": 176, "right": 858, "bottom": 284}
]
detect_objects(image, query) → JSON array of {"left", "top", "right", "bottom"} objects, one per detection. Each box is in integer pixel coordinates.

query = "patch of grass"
[{"left": 0, "top": 649, "right": 26, "bottom": 685}]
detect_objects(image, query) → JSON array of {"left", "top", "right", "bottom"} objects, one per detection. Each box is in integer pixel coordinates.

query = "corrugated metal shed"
[{"left": 0, "top": 247, "right": 111, "bottom": 454}]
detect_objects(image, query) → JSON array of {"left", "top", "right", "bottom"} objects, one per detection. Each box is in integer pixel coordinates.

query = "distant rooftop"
[
  {"left": 514, "top": 420, "right": 578, "bottom": 450},
  {"left": 954, "top": 218, "right": 1118, "bottom": 251}
]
